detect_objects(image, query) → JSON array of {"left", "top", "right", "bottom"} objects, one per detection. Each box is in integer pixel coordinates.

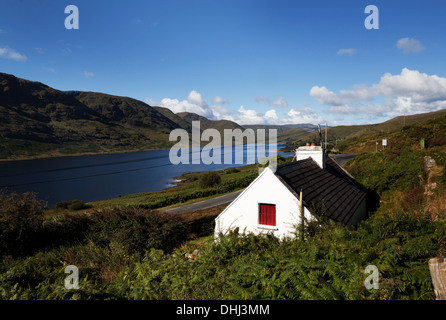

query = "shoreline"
[
  {"left": 0, "top": 142, "right": 289, "bottom": 163},
  {"left": 0, "top": 147, "right": 165, "bottom": 163}
]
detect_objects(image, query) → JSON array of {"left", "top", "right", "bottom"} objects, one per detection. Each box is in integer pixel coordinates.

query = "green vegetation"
[
  {"left": 0, "top": 143, "right": 445, "bottom": 299},
  {"left": 55, "top": 200, "right": 91, "bottom": 211},
  {"left": 88, "top": 163, "right": 260, "bottom": 211},
  {"left": 284, "top": 109, "right": 446, "bottom": 153},
  {"left": 1, "top": 74, "right": 445, "bottom": 299},
  {"left": 199, "top": 171, "right": 222, "bottom": 188}
]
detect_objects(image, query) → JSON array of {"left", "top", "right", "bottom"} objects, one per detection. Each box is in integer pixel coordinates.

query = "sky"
[{"left": 1, "top": 0, "right": 446, "bottom": 126}]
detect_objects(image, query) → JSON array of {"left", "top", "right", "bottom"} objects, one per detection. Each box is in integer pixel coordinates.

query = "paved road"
[
  {"left": 161, "top": 153, "right": 358, "bottom": 215},
  {"left": 330, "top": 153, "right": 358, "bottom": 166},
  {"left": 161, "top": 189, "right": 244, "bottom": 214}
]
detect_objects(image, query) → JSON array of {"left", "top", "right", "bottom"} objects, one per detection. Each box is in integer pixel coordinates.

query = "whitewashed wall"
[{"left": 214, "top": 167, "right": 314, "bottom": 240}]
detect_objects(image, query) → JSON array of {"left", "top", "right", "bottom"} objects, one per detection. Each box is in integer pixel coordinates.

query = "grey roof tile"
[{"left": 275, "top": 156, "right": 367, "bottom": 226}]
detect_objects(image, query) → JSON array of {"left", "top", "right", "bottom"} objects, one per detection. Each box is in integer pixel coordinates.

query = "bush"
[
  {"left": 199, "top": 171, "right": 221, "bottom": 189},
  {"left": 55, "top": 199, "right": 90, "bottom": 210},
  {"left": 85, "top": 208, "right": 189, "bottom": 254},
  {"left": 224, "top": 167, "right": 239, "bottom": 174},
  {"left": 0, "top": 192, "right": 47, "bottom": 257}
]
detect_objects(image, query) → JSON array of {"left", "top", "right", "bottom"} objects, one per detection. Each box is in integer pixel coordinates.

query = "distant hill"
[
  {"left": 176, "top": 112, "right": 244, "bottom": 133},
  {"left": 242, "top": 124, "right": 317, "bottom": 143},
  {"left": 285, "top": 109, "right": 446, "bottom": 152},
  {"left": 0, "top": 73, "right": 308, "bottom": 160},
  {"left": 153, "top": 106, "right": 192, "bottom": 132},
  {"left": 0, "top": 73, "right": 186, "bottom": 160},
  {"left": 341, "top": 110, "right": 446, "bottom": 154},
  {"left": 2, "top": 72, "right": 443, "bottom": 161}
]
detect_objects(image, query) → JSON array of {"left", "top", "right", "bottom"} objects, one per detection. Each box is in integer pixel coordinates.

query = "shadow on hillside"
[{"left": 366, "top": 189, "right": 380, "bottom": 217}]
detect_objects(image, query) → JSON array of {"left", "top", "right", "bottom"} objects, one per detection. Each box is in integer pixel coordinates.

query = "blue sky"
[{"left": 1, "top": 0, "right": 446, "bottom": 126}]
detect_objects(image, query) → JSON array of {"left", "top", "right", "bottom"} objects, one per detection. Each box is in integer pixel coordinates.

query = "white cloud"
[
  {"left": 153, "top": 90, "right": 213, "bottom": 118},
  {"left": 254, "top": 94, "right": 288, "bottom": 108},
  {"left": 337, "top": 48, "right": 357, "bottom": 55},
  {"left": 236, "top": 106, "right": 265, "bottom": 125},
  {"left": 312, "top": 68, "right": 446, "bottom": 119},
  {"left": 309, "top": 86, "right": 344, "bottom": 106},
  {"left": 234, "top": 106, "right": 323, "bottom": 125},
  {"left": 339, "top": 84, "right": 376, "bottom": 102},
  {"left": 211, "top": 104, "right": 234, "bottom": 121},
  {"left": 264, "top": 109, "right": 280, "bottom": 123},
  {"left": 285, "top": 107, "right": 324, "bottom": 124},
  {"left": 271, "top": 95, "right": 288, "bottom": 108},
  {"left": 0, "top": 29, "right": 7, "bottom": 34},
  {"left": 211, "top": 96, "right": 230, "bottom": 105},
  {"left": 149, "top": 92, "right": 322, "bottom": 125},
  {"left": 396, "top": 37, "right": 425, "bottom": 54},
  {"left": 187, "top": 90, "right": 206, "bottom": 107},
  {"left": 0, "top": 46, "right": 27, "bottom": 62},
  {"left": 83, "top": 71, "right": 94, "bottom": 78},
  {"left": 375, "top": 68, "right": 446, "bottom": 102}
]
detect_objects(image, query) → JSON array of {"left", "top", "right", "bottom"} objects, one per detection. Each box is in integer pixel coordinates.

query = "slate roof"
[{"left": 274, "top": 156, "right": 367, "bottom": 226}]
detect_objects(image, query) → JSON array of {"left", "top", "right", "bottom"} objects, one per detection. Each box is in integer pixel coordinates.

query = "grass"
[
  {"left": 44, "top": 162, "right": 260, "bottom": 217},
  {"left": 1, "top": 142, "right": 445, "bottom": 300}
]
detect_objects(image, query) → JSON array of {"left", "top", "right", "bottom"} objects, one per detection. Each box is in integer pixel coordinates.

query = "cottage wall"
[{"left": 214, "top": 167, "right": 314, "bottom": 240}]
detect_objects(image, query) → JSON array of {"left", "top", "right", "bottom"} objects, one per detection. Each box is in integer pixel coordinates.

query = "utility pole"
[
  {"left": 325, "top": 122, "right": 328, "bottom": 152},
  {"left": 299, "top": 189, "right": 304, "bottom": 241}
]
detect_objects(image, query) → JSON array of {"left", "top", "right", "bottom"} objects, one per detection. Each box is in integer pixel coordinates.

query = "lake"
[{"left": 0, "top": 144, "right": 293, "bottom": 207}]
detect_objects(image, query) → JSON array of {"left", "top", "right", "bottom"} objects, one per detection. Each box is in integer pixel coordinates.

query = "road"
[
  {"left": 330, "top": 153, "right": 358, "bottom": 166},
  {"left": 161, "top": 189, "right": 244, "bottom": 215},
  {"left": 161, "top": 153, "right": 358, "bottom": 215}
]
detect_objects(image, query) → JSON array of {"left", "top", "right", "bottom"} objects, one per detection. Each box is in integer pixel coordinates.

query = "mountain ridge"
[{"left": 2, "top": 72, "right": 444, "bottom": 161}]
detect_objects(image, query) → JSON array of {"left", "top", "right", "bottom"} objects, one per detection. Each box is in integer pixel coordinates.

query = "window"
[{"left": 259, "top": 203, "right": 276, "bottom": 226}]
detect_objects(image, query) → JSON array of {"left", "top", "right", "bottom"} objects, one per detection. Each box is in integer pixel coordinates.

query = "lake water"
[{"left": 0, "top": 144, "right": 293, "bottom": 207}]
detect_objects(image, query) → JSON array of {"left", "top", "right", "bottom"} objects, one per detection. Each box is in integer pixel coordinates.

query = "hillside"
[
  {"left": 0, "top": 73, "right": 299, "bottom": 160},
  {"left": 0, "top": 73, "right": 190, "bottom": 160},
  {"left": 285, "top": 109, "right": 446, "bottom": 152},
  {"left": 243, "top": 124, "right": 316, "bottom": 143},
  {"left": 0, "top": 141, "right": 444, "bottom": 300},
  {"left": 3, "top": 72, "right": 444, "bottom": 161},
  {"left": 341, "top": 109, "right": 446, "bottom": 154},
  {"left": 176, "top": 112, "right": 244, "bottom": 133}
]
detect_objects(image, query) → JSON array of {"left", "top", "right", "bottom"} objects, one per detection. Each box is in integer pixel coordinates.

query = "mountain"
[
  {"left": 341, "top": 110, "right": 446, "bottom": 154},
  {"left": 5, "top": 72, "right": 441, "bottom": 161},
  {"left": 286, "top": 109, "right": 446, "bottom": 153},
  {"left": 152, "top": 106, "right": 192, "bottom": 132},
  {"left": 176, "top": 112, "right": 244, "bottom": 132},
  {"left": 0, "top": 73, "right": 297, "bottom": 160},
  {"left": 0, "top": 73, "right": 186, "bottom": 160}
]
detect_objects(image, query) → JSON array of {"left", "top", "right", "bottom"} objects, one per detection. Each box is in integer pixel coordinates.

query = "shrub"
[
  {"left": 0, "top": 192, "right": 47, "bottom": 257},
  {"left": 224, "top": 167, "right": 239, "bottom": 174},
  {"left": 85, "top": 208, "right": 189, "bottom": 254},
  {"left": 55, "top": 199, "right": 90, "bottom": 210},
  {"left": 199, "top": 171, "right": 221, "bottom": 189},
  {"left": 401, "top": 185, "right": 425, "bottom": 212}
]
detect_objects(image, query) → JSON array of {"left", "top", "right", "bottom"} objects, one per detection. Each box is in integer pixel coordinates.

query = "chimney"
[{"left": 295, "top": 144, "right": 325, "bottom": 169}]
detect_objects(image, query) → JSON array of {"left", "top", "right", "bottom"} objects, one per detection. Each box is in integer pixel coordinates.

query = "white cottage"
[{"left": 214, "top": 145, "right": 367, "bottom": 240}]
